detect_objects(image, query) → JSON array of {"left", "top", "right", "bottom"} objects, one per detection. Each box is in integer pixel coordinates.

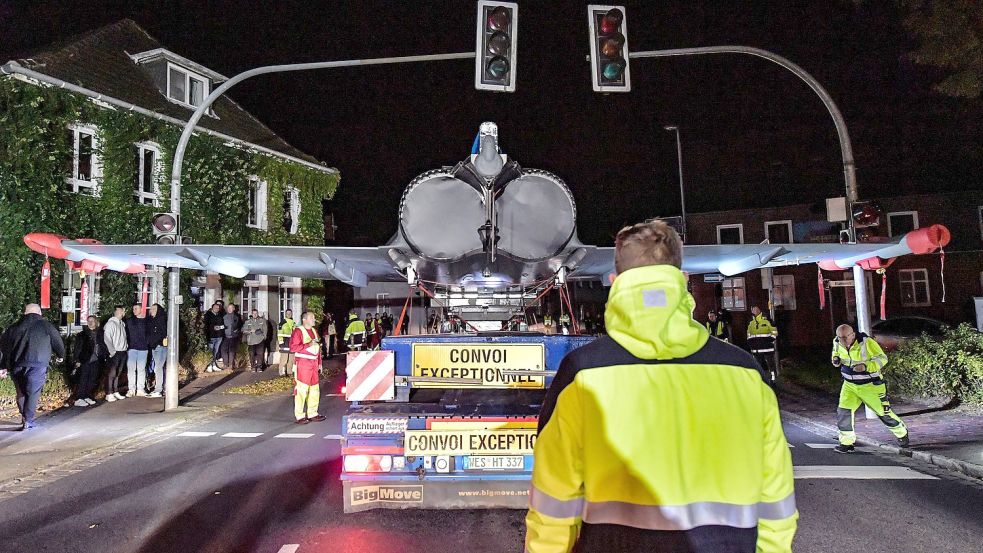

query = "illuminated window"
[
  {"left": 66, "top": 124, "right": 100, "bottom": 195},
  {"left": 721, "top": 277, "right": 746, "bottom": 311},
  {"left": 899, "top": 268, "right": 930, "bottom": 307},
  {"left": 283, "top": 185, "right": 301, "bottom": 235},
  {"left": 772, "top": 274, "right": 796, "bottom": 310}
]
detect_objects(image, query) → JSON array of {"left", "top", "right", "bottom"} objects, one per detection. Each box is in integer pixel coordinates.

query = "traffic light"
[
  {"left": 151, "top": 212, "right": 178, "bottom": 245},
  {"left": 587, "top": 5, "right": 631, "bottom": 92},
  {"left": 475, "top": 0, "right": 518, "bottom": 92}
]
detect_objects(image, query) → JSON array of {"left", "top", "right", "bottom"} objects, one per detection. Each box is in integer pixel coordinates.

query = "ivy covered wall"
[{"left": 0, "top": 77, "right": 339, "bottom": 328}]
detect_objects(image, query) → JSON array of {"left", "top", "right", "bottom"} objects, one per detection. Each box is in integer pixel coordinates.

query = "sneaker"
[
  {"left": 136, "top": 391, "right": 148, "bottom": 397},
  {"left": 146, "top": 392, "right": 163, "bottom": 398},
  {"left": 834, "top": 444, "right": 855, "bottom": 454},
  {"left": 113, "top": 392, "right": 126, "bottom": 400},
  {"left": 898, "top": 434, "right": 910, "bottom": 448},
  {"left": 106, "top": 394, "right": 118, "bottom": 402},
  {"left": 74, "top": 399, "right": 89, "bottom": 407},
  {"left": 84, "top": 398, "right": 96, "bottom": 405},
  {"left": 295, "top": 418, "right": 310, "bottom": 425},
  {"left": 125, "top": 391, "right": 135, "bottom": 398},
  {"left": 308, "top": 414, "right": 326, "bottom": 422}
]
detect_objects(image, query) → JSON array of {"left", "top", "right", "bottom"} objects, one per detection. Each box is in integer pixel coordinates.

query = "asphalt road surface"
[{"left": 1, "top": 390, "right": 982, "bottom": 553}]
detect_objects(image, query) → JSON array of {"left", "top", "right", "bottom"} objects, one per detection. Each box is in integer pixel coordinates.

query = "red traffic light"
[
  {"left": 600, "top": 8, "right": 623, "bottom": 34},
  {"left": 152, "top": 213, "right": 177, "bottom": 233},
  {"left": 487, "top": 6, "right": 511, "bottom": 31}
]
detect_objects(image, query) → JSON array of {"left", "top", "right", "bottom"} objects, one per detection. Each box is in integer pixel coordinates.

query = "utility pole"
[
  {"left": 161, "top": 52, "right": 474, "bottom": 411},
  {"left": 630, "top": 46, "right": 870, "bottom": 333},
  {"left": 663, "top": 125, "right": 687, "bottom": 240}
]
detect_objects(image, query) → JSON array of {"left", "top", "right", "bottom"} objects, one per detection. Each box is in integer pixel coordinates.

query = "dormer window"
[{"left": 167, "top": 63, "right": 208, "bottom": 108}]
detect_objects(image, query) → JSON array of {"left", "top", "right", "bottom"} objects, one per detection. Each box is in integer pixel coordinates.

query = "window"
[
  {"left": 772, "top": 274, "right": 797, "bottom": 310},
  {"left": 376, "top": 293, "right": 391, "bottom": 315},
  {"left": 66, "top": 124, "right": 100, "bottom": 194},
  {"left": 134, "top": 142, "right": 161, "bottom": 205},
  {"left": 717, "top": 224, "right": 744, "bottom": 245},
  {"left": 887, "top": 211, "right": 919, "bottom": 237},
  {"left": 764, "top": 220, "right": 793, "bottom": 244},
  {"left": 240, "top": 283, "right": 260, "bottom": 314},
  {"left": 899, "top": 268, "right": 930, "bottom": 307},
  {"left": 247, "top": 176, "right": 268, "bottom": 230},
  {"left": 721, "top": 277, "right": 746, "bottom": 311},
  {"left": 167, "top": 63, "right": 209, "bottom": 107},
  {"left": 134, "top": 272, "right": 164, "bottom": 307},
  {"left": 283, "top": 185, "right": 300, "bottom": 235}
]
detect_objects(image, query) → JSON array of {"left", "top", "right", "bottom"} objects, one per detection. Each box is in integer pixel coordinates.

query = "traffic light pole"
[
  {"left": 629, "top": 45, "right": 871, "bottom": 333},
  {"left": 161, "top": 52, "right": 474, "bottom": 411}
]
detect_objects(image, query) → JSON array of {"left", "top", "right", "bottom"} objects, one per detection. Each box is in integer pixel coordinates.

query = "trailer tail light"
[
  {"left": 340, "top": 385, "right": 347, "bottom": 395},
  {"left": 343, "top": 454, "right": 393, "bottom": 473}
]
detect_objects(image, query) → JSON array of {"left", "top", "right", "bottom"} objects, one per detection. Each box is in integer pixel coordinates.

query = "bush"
[{"left": 886, "top": 323, "right": 983, "bottom": 405}]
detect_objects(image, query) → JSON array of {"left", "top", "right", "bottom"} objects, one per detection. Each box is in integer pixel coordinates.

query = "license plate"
[{"left": 464, "top": 455, "right": 524, "bottom": 470}]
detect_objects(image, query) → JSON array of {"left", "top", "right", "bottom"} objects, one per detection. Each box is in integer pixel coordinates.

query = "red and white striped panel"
[{"left": 345, "top": 351, "right": 395, "bottom": 401}]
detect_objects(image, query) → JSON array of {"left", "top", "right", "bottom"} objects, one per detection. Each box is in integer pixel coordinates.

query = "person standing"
[
  {"left": 0, "top": 304, "right": 66, "bottom": 430},
  {"left": 705, "top": 310, "right": 731, "bottom": 342},
  {"left": 103, "top": 305, "right": 128, "bottom": 401},
  {"left": 831, "top": 324, "right": 909, "bottom": 453},
  {"left": 221, "top": 304, "right": 242, "bottom": 371},
  {"left": 289, "top": 311, "right": 326, "bottom": 424},
  {"left": 124, "top": 304, "right": 150, "bottom": 397},
  {"left": 242, "top": 309, "right": 268, "bottom": 372},
  {"left": 747, "top": 305, "right": 778, "bottom": 384},
  {"left": 526, "top": 220, "right": 796, "bottom": 552},
  {"left": 344, "top": 311, "right": 366, "bottom": 351},
  {"left": 543, "top": 313, "right": 553, "bottom": 335},
  {"left": 325, "top": 314, "right": 337, "bottom": 358},
  {"left": 146, "top": 303, "right": 167, "bottom": 398},
  {"left": 277, "top": 309, "right": 297, "bottom": 376},
  {"left": 71, "top": 315, "right": 106, "bottom": 406},
  {"left": 203, "top": 302, "right": 225, "bottom": 372}
]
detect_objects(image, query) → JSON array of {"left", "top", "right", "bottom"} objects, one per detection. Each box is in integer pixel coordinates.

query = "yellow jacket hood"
[{"left": 604, "top": 265, "right": 709, "bottom": 360}]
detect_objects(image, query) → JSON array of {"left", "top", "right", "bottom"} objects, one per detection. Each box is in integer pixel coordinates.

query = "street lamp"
[{"left": 663, "top": 125, "right": 686, "bottom": 241}]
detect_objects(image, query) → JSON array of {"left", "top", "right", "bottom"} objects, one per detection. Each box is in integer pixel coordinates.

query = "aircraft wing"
[
  {"left": 23, "top": 234, "right": 404, "bottom": 286},
  {"left": 570, "top": 224, "right": 951, "bottom": 281}
]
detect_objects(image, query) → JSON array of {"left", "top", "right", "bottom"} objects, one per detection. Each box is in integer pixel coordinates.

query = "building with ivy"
[{"left": 0, "top": 20, "right": 339, "bottom": 332}]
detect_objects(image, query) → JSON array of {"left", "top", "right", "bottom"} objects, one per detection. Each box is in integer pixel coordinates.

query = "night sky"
[{"left": 2, "top": 1, "right": 980, "bottom": 246}]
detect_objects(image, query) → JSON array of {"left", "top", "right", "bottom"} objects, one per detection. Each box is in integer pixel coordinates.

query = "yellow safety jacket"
[
  {"left": 747, "top": 314, "right": 777, "bottom": 337},
  {"left": 343, "top": 314, "right": 366, "bottom": 342},
  {"left": 277, "top": 317, "right": 296, "bottom": 352},
  {"left": 831, "top": 333, "right": 888, "bottom": 385},
  {"left": 705, "top": 319, "right": 730, "bottom": 341},
  {"left": 526, "top": 265, "right": 797, "bottom": 553}
]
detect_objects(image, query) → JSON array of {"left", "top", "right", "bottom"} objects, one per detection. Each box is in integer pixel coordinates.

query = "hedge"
[{"left": 885, "top": 323, "right": 983, "bottom": 406}]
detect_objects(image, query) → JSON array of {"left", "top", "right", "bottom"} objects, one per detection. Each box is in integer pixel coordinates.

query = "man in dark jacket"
[
  {"left": 124, "top": 304, "right": 150, "bottom": 397},
  {"left": 203, "top": 302, "right": 225, "bottom": 372},
  {"left": 146, "top": 303, "right": 167, "bottom": 398},
  {"left": 0, "top": 304, "right": 65, "bottom": 430},
  {"left": 220, "top": 304, "right": 242, "bottom": 371},
  {"left": 72, "top": 315, "right": 106, "bottom": 406}
]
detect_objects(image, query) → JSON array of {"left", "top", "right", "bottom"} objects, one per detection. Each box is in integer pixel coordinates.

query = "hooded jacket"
[
  {"left": 103, "top": 316, "right": 128, "bottom": 356},
  {"left": 147, "top": 308, "right": 167, "bottom": 349},
  {"left": 526, "top": 265, "right": 797, "bottom": 553},
  {"left": 125, "top": 315, "right": 150, "bottom": 350},
  {"left": 1, "top": 313, "right": 65, "bottom": 370}
]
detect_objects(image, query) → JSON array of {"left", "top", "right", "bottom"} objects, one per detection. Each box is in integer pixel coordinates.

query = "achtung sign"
[
  {"left": 411, "top": 343, "right": 545, "bottom": 389},
  {"left": 405, "top": 429, "right": 538, "bottom": 455}
]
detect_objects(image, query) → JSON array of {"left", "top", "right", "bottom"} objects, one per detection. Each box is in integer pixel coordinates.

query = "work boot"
[
  {"left": 295, "top": 418, "right": 310, "bottom": 425},
  {"left": 308, "top": 414, "right": 326, "bottom": 422},
  {"left": 834, "top": 444, "right": 855, "bottom": 454},
  {"left": 897, "top": 434, "right": 910, "bottom": 448}
]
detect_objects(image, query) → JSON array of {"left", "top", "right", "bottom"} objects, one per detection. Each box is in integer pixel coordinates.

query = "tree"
[{"left": 901, "top": 0, "right": 983, "bottom": 98}]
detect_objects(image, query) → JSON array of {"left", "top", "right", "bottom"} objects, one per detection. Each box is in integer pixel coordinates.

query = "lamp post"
[{"left": 663, "top": 125, "right": 686, "bottom": 241}]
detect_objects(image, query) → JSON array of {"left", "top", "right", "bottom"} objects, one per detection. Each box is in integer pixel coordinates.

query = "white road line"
[
  {"left": 177, "top": 431, "right": 217, "bottom": 437},
  {"left": 275, "top": 433, "right": 314, "bottom": 439},
  {"left": 325, "top": 393, "right": 344, "bottom": 397},
  {"left": 221, "top": 432, "right": 264, "bottom": 438},
  {"left": 794, "top": 465, "right": 938, "bottom": 480},
  {"left": 804, "top": 443, "right": 838, "bottom": 449},
  {"left": 278, "top": 545, "right": 300, "bottom": 553},
  {"left": 324, "top": 434, "right": 344, "bottom": 440},
  {"left": 787, "top": 443, "right": 795, "bottom": 448}
]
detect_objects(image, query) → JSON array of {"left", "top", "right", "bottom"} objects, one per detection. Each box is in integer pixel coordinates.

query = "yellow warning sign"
[
  {"left": 404, "top": 429, "right": 538, "bottom": 455},
  {"left": 411, "top": 343, "right": 545, "bottom": 389}
]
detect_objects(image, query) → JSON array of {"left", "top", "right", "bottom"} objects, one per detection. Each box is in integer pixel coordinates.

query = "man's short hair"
[{"left": 614, "top": 219, "right": 683, "bottom": 274}]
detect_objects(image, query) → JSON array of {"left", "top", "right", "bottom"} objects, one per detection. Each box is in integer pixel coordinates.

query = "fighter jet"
[{"left": 25, "top": 122, "right": 949, "bottom": 296}]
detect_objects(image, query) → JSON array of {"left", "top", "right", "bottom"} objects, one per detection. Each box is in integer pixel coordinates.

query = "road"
[{"left": 1, "top": 388, "right": 981, "bottom": 553}]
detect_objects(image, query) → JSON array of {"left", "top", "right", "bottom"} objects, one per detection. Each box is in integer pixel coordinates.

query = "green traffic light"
[
  {"left": 602, "top": 59, "right": 626, "bottom": 81},
  {"left": 486, "top": 56, "right": 510, "bottom": 80}
]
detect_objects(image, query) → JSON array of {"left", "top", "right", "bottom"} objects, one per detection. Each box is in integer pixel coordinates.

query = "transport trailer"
[{"left": 341, "top": 332, "right": 594, "bottom": 512}]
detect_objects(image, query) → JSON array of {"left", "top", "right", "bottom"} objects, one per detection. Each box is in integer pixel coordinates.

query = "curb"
[{"left": 780, "top": 409, "right": 983, "bottom": 481}]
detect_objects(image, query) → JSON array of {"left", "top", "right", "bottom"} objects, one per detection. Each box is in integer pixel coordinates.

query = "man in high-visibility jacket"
[
  {"left": 747, "top": 306, "right": 776, "bottom": 337},
  {"left": 343, "top": 311, "right": 366, "bottom": 351},
  {"left": 558, "top": 313, "right": 571, "bottom": 335},
  {"left": 831, "top": 324, "right": 909, "bottom": 453},
  {"left": 526, "top": 219, "right": 796, "bottom": 553},
  {"left": 289, "top": 311, "right": 325, "bottom": 424},
  {"left": 705, "top": 310, "right": 731, "bottom": 342},
  {"left": 747, "top": 306, "right": 778, "bottom": 384},
  {"left": 543, "top": 314, "right": 553, "bottom": 335},
  {"left": 277, "top": 309, "right": 297, "bottom": 377}
]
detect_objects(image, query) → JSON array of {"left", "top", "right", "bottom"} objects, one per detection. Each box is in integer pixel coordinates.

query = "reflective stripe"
[
  {"left": 751, "top": 348, "right": 775, "bottom": 353},
  {"left": 529, "top": 485, "right": 584, "bottom": 519},
  {"left": 840, "top": 371, "right": 881, "bottom": 382},
  {"left": 583, "top": 493, "right": 796, "bottom": 531},
  {"left": 295, "top": 327, "right": 319, "bottom": 360}
]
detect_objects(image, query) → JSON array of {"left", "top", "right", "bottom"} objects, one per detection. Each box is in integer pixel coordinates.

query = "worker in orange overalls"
[{"left": 289, "top": 311, "right": 326, "bottom": 424}]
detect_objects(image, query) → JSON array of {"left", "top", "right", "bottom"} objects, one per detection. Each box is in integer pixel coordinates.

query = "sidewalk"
[
  {"left": 0, "top": 367, "right": 291, "bottom": 500},
  {"left": 779, "top": 381, "right": 983, "bottom": 480}
]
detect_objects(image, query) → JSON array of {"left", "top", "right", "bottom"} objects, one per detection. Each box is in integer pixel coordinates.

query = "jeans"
[
  {"left": 151, "top": 346, "right": 167, "bottom": 393},
  {"left": 127, "top": 349, "right": 148, "bottom": 394},
  {"left": 209, "top": 337, "right": 223, "bottom": 366},
  {"left": 248, "top": 343, "right": 265, "bottom": 371},
  {"left": 11, "top": 366, "right": 46, "bottom": 425},
  {"left": 106, "top": 351, "right": 127, "bottom": 395},
  {"left": 220, "top": 337, "right": 239, "bottom": 370}
]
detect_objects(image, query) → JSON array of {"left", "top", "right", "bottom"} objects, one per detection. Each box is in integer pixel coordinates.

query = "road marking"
[
  {"left": 804, "top": 443, "right": 838, "bottom": 449},
  {"left": 794, "top": 465, "right": 938, "bottom": 480},
  {"left": 324, "top": 434, "right": 344, "bottom": 440},
  {"left": 275, "top": 433, "right": 314, "bottom": 439},
  {"left": 787, "top": 443, "right": 795, "bottom": 448},
  {"left": 278, "top": 545, "right": 300, "bottom": 553},
  {"left": 326, "top": 393, "right": 344, "bottom": 397},
  {"left": 177, "top": 431, "right": 217, "bottom": 437},
  {"left": 221, "top": 432, "right": 264, "bottom": 438}
]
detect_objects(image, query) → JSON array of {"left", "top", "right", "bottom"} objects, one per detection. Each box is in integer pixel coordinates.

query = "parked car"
[{"left": 870, "top": 316, "right": 945, "bottom": 352}]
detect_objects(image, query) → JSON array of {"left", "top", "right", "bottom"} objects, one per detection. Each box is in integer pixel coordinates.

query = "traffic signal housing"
[
  {"left": 151, "top": 212, "right": 178, "bottom": 245},
  {"left": 588, "top": 5, "right": 631, "bottom": 92},
  {"left": 475, "top": 0, "right": 518, "bottom": 92}
]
